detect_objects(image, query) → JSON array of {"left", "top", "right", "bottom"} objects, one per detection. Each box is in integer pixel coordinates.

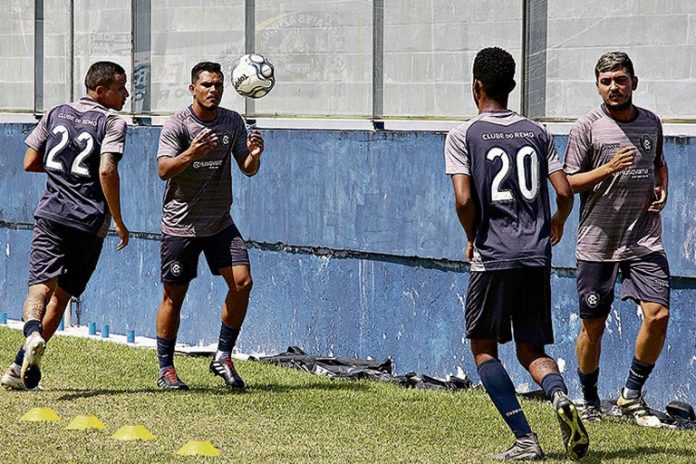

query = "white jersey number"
[
  {"left": 486, "top": 145, "right": 540, "bottom": 202},
  {"left": 45, "top": 124, "right": 96, "bottom": 178}
]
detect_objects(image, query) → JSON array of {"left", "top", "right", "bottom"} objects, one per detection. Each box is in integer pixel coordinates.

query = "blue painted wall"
[{"left": 0, "top": 123, "right": 694, "bottom": 406}]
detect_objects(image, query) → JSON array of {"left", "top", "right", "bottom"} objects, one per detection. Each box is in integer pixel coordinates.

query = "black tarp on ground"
[{"left": 251, "top": 346, "right": 474, "bottom": 391}]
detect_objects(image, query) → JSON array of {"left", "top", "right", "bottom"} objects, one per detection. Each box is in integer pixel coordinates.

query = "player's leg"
[
  {"left": 616, "top": 252, "right": 670, "bottom": 426},
  {"left": 513, "top": 266, "right": 588, "bottom": 460},
  {"left": 2, "top": 287, "right": 72, "bottom": 390},
  {"left": 156, "top": 233, "right": 199, "bottom": 390},
  {"left": 466, "top": 270, "right": 543, "bottom": 461},
  {"left": 204, "top": 224, "right": 252, "bottom": 389},
  {"left": 574, "top": 260, "right": 617, "bottom": 421}
]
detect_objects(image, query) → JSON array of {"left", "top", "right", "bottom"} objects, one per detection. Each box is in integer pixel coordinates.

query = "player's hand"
[
  {"left": 605, "top": 146, "right": 636, "bottom": 174},
  {"left": 648, "top": 185, "right": 668, "bottom": 213},
  {"left": 550, "top": 213, "right": 565, "bottom": 246},
  {"left": 466, "top": 241, "right": 474, "bottom": 262},
  {"left": 115, "top": 222, "right": 129, "bottom": 250},
  {"left": 247, "top": 130, "right": 264, "bottom": 158},
  {"left": 189, "top": 128, "right": 219, "bottom": 159}
]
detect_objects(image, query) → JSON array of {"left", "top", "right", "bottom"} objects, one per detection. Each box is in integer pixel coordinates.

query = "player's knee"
[
  {"left": 645, "top": 306, "right": 669, "bottom": 330},
  {"left": 580, "top": 319, "right": 606, "bottom": 344},
  {"left": 235, "top": 275, "right": 253, "bottom": 294}
]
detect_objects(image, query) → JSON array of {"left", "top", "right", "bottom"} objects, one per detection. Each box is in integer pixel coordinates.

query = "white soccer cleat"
[
  {"left": 20, "top": 332, "right": 46, "bottom": 390},
  {"left": 1, "top": 367, "right": 26, "bottom": 391}
]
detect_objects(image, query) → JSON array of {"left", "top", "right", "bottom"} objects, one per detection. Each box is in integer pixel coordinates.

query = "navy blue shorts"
[
  {"left": 465, "top": 267, "right": 554, "bottom": 345},
  {"left": 576, "top": 251, "right": 670, "bottom": 319},
  {"left": 28, "top": 218, "right": 104, "bottom": 297},
  {"left": 160, "top": 223, "right": 250, "bottom": 285}
]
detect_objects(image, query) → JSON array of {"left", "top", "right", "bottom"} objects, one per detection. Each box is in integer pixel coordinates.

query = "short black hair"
[
  {"left": 473, "top": 47, "right": 516, "bottom": 102},
  {"left": 84, "top": 61, "right": 126, "bottom": 90},
  {"left": 595, "top": 51, "right": 635, "bottom": 80},
  {"left": 191, "top": 61, "right": 223, "bottom": 84}
]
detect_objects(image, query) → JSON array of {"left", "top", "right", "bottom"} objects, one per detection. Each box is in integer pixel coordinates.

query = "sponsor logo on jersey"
[
  {"left": 602, "top": 142, "right": 621, "bottom": 151},
  {"left": 192, "top": 160, "right": 224, "bottom": 169},
  {"left": 585, "top": 292, "right": 600, "bottom": 308},
  {"left": 639, "top": 135, "right": 654, "bottom": 155}
]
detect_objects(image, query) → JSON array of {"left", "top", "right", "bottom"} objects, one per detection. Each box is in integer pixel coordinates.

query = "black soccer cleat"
[
  {"left": 554, "top": 392, "right": 590, "bottom": 460},
  {"left": 209, "top": 358, "right": 245, "bottom": 390},
  {"left": 492, "top": 433, "right": 544, "bottom": 461},
  {"left": 157, "top": 367, "right": 189, "bottom": 390}
]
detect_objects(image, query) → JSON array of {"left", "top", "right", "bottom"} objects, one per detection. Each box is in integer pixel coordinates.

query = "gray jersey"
[
  {"left": 157, "top": 106, "right": 249, "bottom": 237},
  {"left": 445, "top": 110, "right": 562, "bottom": 271},
  {"left": 25, "top": 96, "right": 126, "bottom": 237},
  {"left": 563, "top": 105, "right": 665, "bottom": 261}
]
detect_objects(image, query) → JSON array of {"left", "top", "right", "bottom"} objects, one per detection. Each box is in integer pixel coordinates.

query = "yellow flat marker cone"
[
  {"left": 66, "top": 415, "right": 106, "bottom": 430},
  {"left": 20, "top": 407, "right": 62, "bottom": 422},
  {"left": 111, "top": 425, "right": 155, "bottom": 441},
  {"left": 176, "top": 440, "right": 221, "bottom": 457}
]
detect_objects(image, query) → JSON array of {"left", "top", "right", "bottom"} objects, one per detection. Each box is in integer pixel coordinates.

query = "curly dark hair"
[
  {"left": 473, "top": 47, "right": 516, "bottom": 102},
  {"left": 191, "top": 61, "right": 223, "bottom": 84},
  {"left": 595, "top": 51, "right": 635, "bottom": 80}
]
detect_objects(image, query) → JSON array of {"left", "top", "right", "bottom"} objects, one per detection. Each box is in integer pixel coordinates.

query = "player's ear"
[
  {"left": 472, "top": 79, "right": 483, "bottom": 106},
  {"left": 631, "top": 75, "right": 638, "bottom": 91},
  {"left": 188, "top": 83, "right": 195, "bottom": 95},
  {"left": 509, "top": 79, "right": 516, "bottom": 93}
]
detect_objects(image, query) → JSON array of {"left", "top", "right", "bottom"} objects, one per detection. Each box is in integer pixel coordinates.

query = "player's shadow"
[
  {"left": 52, "top": 380, "right": 370, "bottom": 401},
  {"left": 545, "top": 445, "right": 695, "bottom": 462}
]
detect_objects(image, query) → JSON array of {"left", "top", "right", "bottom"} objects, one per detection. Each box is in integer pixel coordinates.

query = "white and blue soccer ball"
[{"left": 231, "top": 54, "right": 275, "bottom": 99}]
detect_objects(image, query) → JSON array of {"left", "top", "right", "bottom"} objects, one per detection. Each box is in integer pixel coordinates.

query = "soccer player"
[
  {"left": 1, "top": 62, "right": 130, "bottom": 390},
  {"left": 154, "top": 61, "right": 264, "bottom": 390},
  {"left": 564, "top": 51, "right": 670, "bottom": 427},
  {"left": 445, "top": 47, "right": 588, "bottom": 461}
]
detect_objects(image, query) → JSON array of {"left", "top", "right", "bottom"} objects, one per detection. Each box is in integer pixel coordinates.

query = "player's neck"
[
  {"left": 192, "top": 101, "right": 219, "bottom": 122},
  {"left": 477, "top": 99, "right": 508, "bottom": 114},
  {"left": 604, "top": 104, "right": 637, "bottom": 123}
]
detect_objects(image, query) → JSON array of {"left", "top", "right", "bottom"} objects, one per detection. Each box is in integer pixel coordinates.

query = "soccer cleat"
[
  {"left": 20, "top": 332, "right": 46, "bottom": 390},
  {"left": 617, "top": 392, "right": 661, "bottom": 427},
  {"left": 579, "top": 400, "right": 603, "bottom": 423},
  {"left": 209, "top": 358, "right": 245, "bottom": 390},
  {"left": 1, "top": 367, "right": 26, "bottom": 391},
  {"left": 492, "top": 433, "right": 544, "bottom": 461},
  {"left": 157, "top": 367, "right": 189, "bottom": 390},
  {"left": 553, "top": 393, "right": 589, "bottom": 460}
]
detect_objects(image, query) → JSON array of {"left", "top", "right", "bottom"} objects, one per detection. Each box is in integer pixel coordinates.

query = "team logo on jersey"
[
  {"left": 222, "top": 134, "right": 230, "bottom": 146},
  {"left": 170, "top": 262, "right": 183, "bottom": 277},
  {"left": 639, "top": 135, "right": 654, "bottom": 155},
  {"left": 585, "top": 292, "right": 600, "bottom": 309}
]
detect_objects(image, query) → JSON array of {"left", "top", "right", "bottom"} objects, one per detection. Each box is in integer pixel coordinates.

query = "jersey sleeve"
[
  {"left": 654, "top": 118, "right": 665, "bottom": 169},
  {"left": 24, "top": 113, "right": 50, "bottom": 153},
  {"left": 444, "top": 127, "right": 470, "bottom": 176},
  {"left": 231, "top": 113, "right": 250, "bottom": 162},
  {"left": 545, "top": 131, "right": 563, "bottom": 174},
  {"left": 157, "top": 117, "right": 185, "bottom": 159},
  {"left": 563, "top": 118, "right": 592, "bottom": 175},
  {"left": 101, "top": 116, "right": 127, "bottom": 160}
]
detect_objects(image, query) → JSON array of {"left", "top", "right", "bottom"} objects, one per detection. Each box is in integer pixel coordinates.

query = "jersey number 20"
[
  {"left": 45, "top": 124, "right": 95, "bottom": 177},
  {"left": 486, "top": 146, "right": 540, "bottom": 202}
]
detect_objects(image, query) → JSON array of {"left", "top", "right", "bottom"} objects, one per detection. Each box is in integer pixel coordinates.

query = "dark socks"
[
  {"left": 156, "top": 336, "right": 176, "bottom": 370},
  {"left": 14, "top": 346, "right": 25, "bottom": 367},
  {"left": 578, "top": 368, "right": 600, "bottom": 403},
  {"left": 23, "top": 319, "right": 42, "bottom": 338},
  {"left": 624, "top": 357, "right": 654, "bottom": 396},
  {"left": 216, "top": 323, "right": 240, "bottom": 355},
  {"left": 540, "top": 373, "right": 567, "bottom": 401},
  {"left": 478, "top": 359, "right": 532, "bottom": 438}
]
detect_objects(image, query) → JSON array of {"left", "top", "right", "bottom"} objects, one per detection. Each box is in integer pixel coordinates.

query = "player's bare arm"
[
  {"left": 239, "top": 130, "right": 264, "bottom": 176},
  {"left": 23, "top": 147, "right": 45, "bottom": 172},
  {"left": 451, "top": 174, "right": 476, "bottom": 261},
  {"left": 99, "top": 153, "right": 129, "bottom": 250},
  {"left": 567, "top": 146, "right": 636, "bottom": 193},
  {"left": 548, "top": 170, "right": 574, "bottom": 246},
  {"left": 158, "top": 128, "right": 219, "bottom": 180},
  {"left": 649, "top": 163, "right": 669, "bottom": 213}
]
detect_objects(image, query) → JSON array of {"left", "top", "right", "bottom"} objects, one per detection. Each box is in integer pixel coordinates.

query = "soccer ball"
[{"left": 231, "top": 54, "right": 275, "bottom": 99}]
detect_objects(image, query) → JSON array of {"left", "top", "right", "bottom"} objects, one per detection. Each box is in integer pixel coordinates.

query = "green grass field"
[{"left": 1, "top": 327, "right": 694, "bottom": 463}]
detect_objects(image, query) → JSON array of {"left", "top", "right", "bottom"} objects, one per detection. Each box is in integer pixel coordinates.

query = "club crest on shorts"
[
  {"left": 170, "top": 262, "right": 183, "bottom": 277},
  {"left": 585, "top": 292, "right": 600, "bottom": 308},
  {"left": 639, "top": 135, "right": 654, "bottom": 155}
]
